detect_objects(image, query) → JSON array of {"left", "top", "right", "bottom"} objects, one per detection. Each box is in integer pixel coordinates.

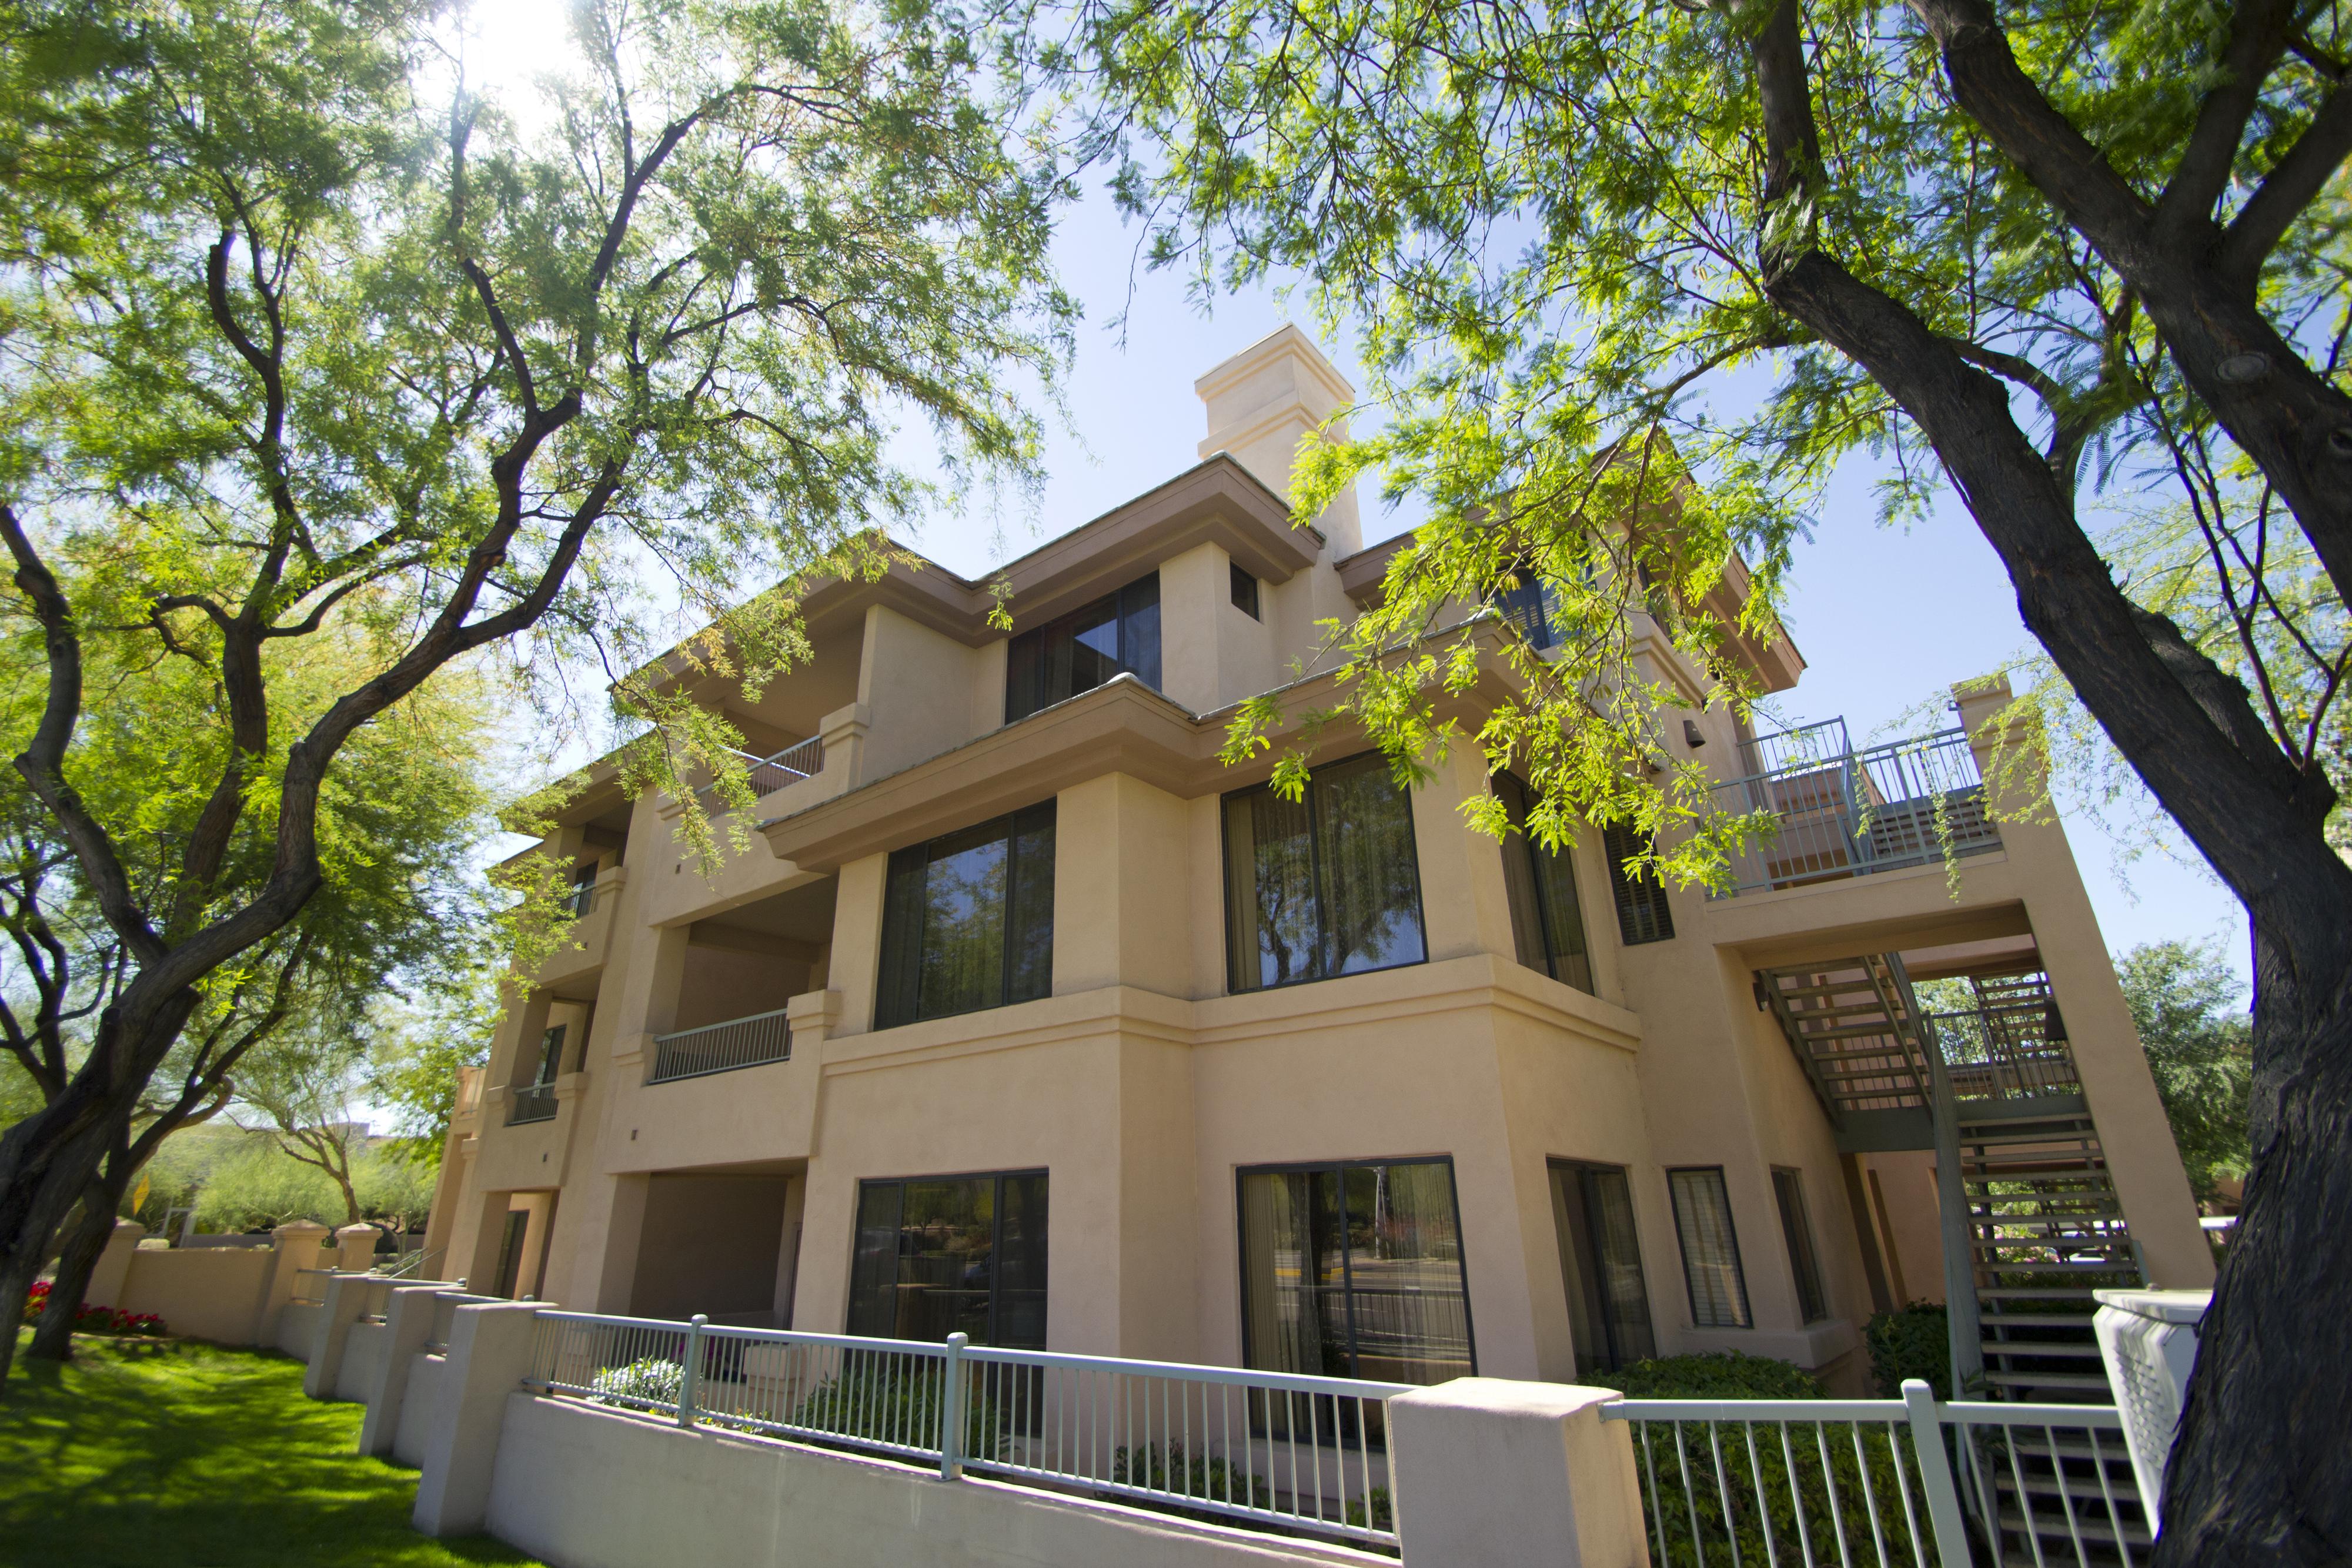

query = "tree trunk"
[
  {"left": 0, "top": 1129, "right": 107, "bottom": 1386},
  {"left": 28, "top": 1179, "right": 118, "bottom": 1363},
  {"left": 2157, "top": 913, "right": 2352, "bottom": 1565}
]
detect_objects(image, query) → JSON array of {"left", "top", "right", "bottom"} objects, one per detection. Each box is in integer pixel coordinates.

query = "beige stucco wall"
[
  {"left": 485, "top": 1391, "right": 1377, "bottom": 1568},
  {"left": 395, "top": 1352, "right": 456, "bottom": 1467},
  {"left": 116, "top": 1246, "right": 276, "bottom": 1345}
]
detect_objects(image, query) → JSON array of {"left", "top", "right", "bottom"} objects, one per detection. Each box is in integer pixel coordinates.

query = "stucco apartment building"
[{"left": 423, "top": 326, "right": 2212, "bottom": 1401}]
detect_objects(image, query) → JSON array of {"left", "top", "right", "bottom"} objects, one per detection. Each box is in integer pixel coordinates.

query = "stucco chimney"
[{"left": 1195, "top": 325, "right": 1363, "bottom": 556}]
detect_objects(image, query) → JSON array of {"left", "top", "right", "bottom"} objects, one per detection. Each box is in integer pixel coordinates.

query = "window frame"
[
  {"left": 1666, "top": 1165, "right": 1754, "bottom": 1329},
  {"left": 1230, "top": 561, "right": 1261, "bottom": 619},
  {"left": 1546, "top": 1157, "right": 1657, "bottom": 1375},
  {"left": 1601, "top": 822, "right": 1677, "bottom": 945},
  {"left": 1494, "top": 772, "right": 1596, "bottom": 994},
  {"left": 1772, "top": 1166, "right": 1830, "bottom": 1324},
  {"left": 532, "top": 1024, "right": 567, "bottom": 1087},
  {"left": 874, "top": 801, "right": 1057, "bottom": 1031},
  {"left": 1219, "top": 751, "right": 1431, "bottom": 996},
  {"left": 844, "top": 1166, "right": 1050, "bottom": 1349},
  {"left": 1003, "top": 571, "right": 1162, "bottom": 723},
  {"left": 1232, "top": 1154, "right": 1479, "bottom": 1383}
]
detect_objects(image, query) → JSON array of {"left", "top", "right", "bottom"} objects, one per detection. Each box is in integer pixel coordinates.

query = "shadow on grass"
[{"left": 1, "top": 1332, "right": 541, "bottom": 1568}]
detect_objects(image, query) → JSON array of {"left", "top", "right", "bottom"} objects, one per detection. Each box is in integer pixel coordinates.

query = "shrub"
[
  {"left": 791, "top": 1361, "right": 1004, "bottom": 1459},
  {"left": 1606, "top": 1351, "right": 1826, "bottom": 1400},
  {"left": 1110, "top": 1442, "right": 1269, "bottom": 1509},
  {"left": 1865, "top": 1301, "right": 1952, "bottom": 1399},
  {"left": 589, "top": 1356, "right": 684, "bottom": 1413}
]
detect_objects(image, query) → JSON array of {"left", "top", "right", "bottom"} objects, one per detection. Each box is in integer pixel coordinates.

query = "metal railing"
[
  {"left": 1605, "top": 1382, "right": 2143, "bottom": 1567},
  {"left": 508, "top": 1081, "right": 559, "bottom": 1124},
  {"left": 1712, "top": 726, "right": 2004, "bottom": 897},
  {"left": 1928, "top": 998, "right": 2083, "bottom": 1103},
  {"left": 648, "top": 1008, "right": 792, "bottom": 1084},
  {"left": 291, "top": 1268, "right": 335, "bottom": 1307},
  {"left": 696, "top": 736, "right": 823, "bottom": 807},
  {"left": 523, "top": 1310, "right": 1407, "bottom": 1550}
]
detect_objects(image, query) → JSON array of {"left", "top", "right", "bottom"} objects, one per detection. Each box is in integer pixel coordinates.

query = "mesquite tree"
[
  {"left": 1055, "top": 0, "right": 2350, "bottom": 1556},
  {"left": 0, "top": 0, "right": 1068, "bottom": 1385}
]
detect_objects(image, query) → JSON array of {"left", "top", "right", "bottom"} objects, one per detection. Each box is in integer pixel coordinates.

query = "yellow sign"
[{"left": 131, "top": 1175, "right": 150, "bottom": 1216}]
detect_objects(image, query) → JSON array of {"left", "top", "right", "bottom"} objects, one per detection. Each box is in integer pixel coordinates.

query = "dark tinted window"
[
  {"left": 1231, "top": 561, "right": 1261, "bottom": 619},
  {"left": 876, "top": 803, "right": 1055, "bottom": 1029},
  {"left": 847, "top": 1171, "right": 1047, "bottom": 1348},
  {"left": 1550, "top": 1160, "right": 1656, "bottom": 1375},
  {"left": 1005, "top": 573, "right": 1161, "bottom": 722},
  {"left": 1222, "top": 753, "right": 1426, "bottom": 993},
  {"left": 1601, "top": 822, "right": 1676, "bottom": 945},
  {"left": 1773, "top": 1168, "right": 1829, "bottom": 1323},
  {"left": 1669, "top": 1166, "right": 1752, "bottom": 1328},
  {"left": 1239, "top": 1158, "right": 1473, "bottom": 1386},
  {"left": 1495, "top": 773, "right": 1594, "bottom": 992}
]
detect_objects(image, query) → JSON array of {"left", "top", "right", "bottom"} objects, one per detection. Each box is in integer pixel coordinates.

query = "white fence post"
[
  {"left": 677, "top": 1314, "right": 707, "bottom": 1430},
  {"left": 938, "top": 1332, "right": 967, "bottom": 1482},
  {"left": 1903, "top": 1379, "right": 1974, "bottom": 1565}
]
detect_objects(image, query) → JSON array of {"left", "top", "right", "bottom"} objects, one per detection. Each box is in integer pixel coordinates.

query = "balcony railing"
[
  {"left": 508, "top": 1081, "right": 559, "bottom": 1124},
  {"left": 1927, "top": 977, "right": 2082, "bottom": 1102},
  {"left": 649, "top": 1008, "right": 792, "bottom": 1084},
  {"left": 695, "top": 735, "right": 822, "bottom": 807},
  {"left": 1711, "top": 723, "right": 2003, "bottom": 895}
]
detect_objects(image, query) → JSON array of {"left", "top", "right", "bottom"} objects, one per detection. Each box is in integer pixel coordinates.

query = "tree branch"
[{"left": 2217, "top": 83, "right": 2352, "bottom": 281}]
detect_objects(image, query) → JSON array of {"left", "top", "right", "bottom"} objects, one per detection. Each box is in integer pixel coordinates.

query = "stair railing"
[{"left": 1879, "top": 955, "right": 1989, "bottom": 1405}]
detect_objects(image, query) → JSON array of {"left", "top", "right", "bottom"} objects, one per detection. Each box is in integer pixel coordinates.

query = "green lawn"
[{"left": 0, "top": 1331, "right": 544, "bottom": 1568}]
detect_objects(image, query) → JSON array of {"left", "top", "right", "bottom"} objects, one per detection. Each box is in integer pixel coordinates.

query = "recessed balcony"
[
  {"left": 1710, "top": 718, "right": 2002, "bottom": 897},
  {"left": 648, "top": 1008, "right": 793, "bottom": 1083}
]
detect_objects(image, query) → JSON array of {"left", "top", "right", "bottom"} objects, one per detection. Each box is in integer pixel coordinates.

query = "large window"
[
  {"left": 1601, "top": 822, "right": 1676, "bottom": 945},
  {"left": 1549, "top": 1161, "right": 1656, "bottom": 1376},
  {"left": 1668, "top": 1166, "right": 1752, "bottom": 1328},
  {"left": 846, "top": 1171, "right": 1048, "bottom": 1348},
  {"left": 1005, "top": 573, "right": 1161, "bottom": 723},
  {"left": 876, "top": 804, "right": 1055, "bottom": 1030},
  {"left": 1773, "top": 1168, "right": 1829, "bottom": 1323},
  {"left": 1222, "top": 754, "right": 1427, "bottom": 994},
  {"left": 1495, "top": 773, "right": 1595, "bottom": 993},
  {"left": 1238, "top": 1158, "right": 1474, "bottom": 1386}
]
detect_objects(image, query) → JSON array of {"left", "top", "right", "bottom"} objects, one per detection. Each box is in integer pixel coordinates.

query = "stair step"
[
  {"left": 1980, "top": 1312, "right": 2100, "bottom": 1327},
  {"left": 1982, "top": 1369, "right": 2116, "bottom": 1390},
  {"left": 1981, "top": 1340, "right": 2105, "bottom": 1358}
]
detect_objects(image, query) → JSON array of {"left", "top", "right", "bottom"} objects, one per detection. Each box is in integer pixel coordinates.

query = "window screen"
[
  {"left": 1549, "top": 1161, "right": 1656, "bottom": 1375},
  {"left": 1495, "top": 773, "right": 1594, "bottom": 993},
  {"left": 1773, "top": 1168, "right": 1829, "bottom": 1323},
  {"left": 846, "top": 1171, "right": 1047, "bottom": 1348},
  {"left": 1004, "top": 573, "right": 1161, "bottom": 722},
  {"left": 1601, "top": 822, "right": 1676, "bottom": 945},
  {"left": 876, "top": 803, "right": 1056, "bottom": 1029},
  {"left": 1668, "top": 1167, "right": 1752, "bottom": 1328},
  {"left": 1223, "top": 754, "right": 1426, "bottom": 993}
]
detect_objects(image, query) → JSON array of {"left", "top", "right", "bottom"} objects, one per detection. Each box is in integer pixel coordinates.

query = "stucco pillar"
[
  {"left": 305, "top": 1272, "right": 373, "bottom": 1399},
  {"left": 412, "top": 1299, "right": 545, "bottom": 1537},
  {"left": 265, "top": 1220, "right": 331, "bottom": 1344},
  {"left": 358, "top": 1283, "right": 449, "bottom": 1457},
  {"left": 1052, "top": 773, "right": 1192, "bottom": 999},
  {"left": 333, "top": 1222, "right": 380, "bottom": 1273},
  {"left": 88, "top": 1220, "right": 145, "bottom": 1308},
  {"left": 1388, "top": 1379, "right": 1649, "bottom": 1567},
  {"left": 1157, "top": 540, "right": 1225, "bottom": 713},
  {"left": 1411, "top": 747, "right": 1521, "bottom": 965}
]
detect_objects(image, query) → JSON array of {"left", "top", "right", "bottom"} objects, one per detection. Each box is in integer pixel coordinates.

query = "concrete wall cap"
[{"left": 1389, "top": 1376, "right": 1624, "bottom": 1421}]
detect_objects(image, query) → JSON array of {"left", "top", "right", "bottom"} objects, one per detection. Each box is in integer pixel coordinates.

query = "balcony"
[
  {"left": 649, "top": 1008, "right": 793, "bottom": 1084},
  {"left": 1710, "top": 718, "right": 2002, "bottom": 897},
  {"left": 508, "top": 1081, "right": 559, "bottom": 1125},
  {"left": 696, "top": 735, "right": 822, "bottom": 808}
]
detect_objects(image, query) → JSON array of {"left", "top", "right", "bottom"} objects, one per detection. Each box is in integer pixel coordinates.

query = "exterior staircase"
[{"left": 1760, "top": 958, "right": 2151, "bottom": 1561}]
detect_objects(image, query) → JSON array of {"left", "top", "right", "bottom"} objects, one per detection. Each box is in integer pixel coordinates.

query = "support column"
[
  {"left": 1387, "top": 1378, "right": 1649, "bottom": 1567},
  {"left": 358, "top": 1284, "right": 449, "bottom": 1457},
  {"left": 412, "top": 1300, "right": 544, "bottom": 1537}
]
